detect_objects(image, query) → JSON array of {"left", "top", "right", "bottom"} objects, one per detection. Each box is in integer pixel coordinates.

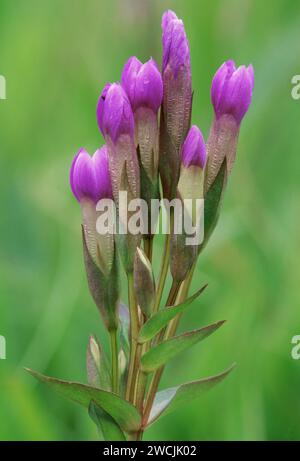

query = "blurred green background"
[{"left": 0, "top": 0, "right": 300, "bottom": 441}]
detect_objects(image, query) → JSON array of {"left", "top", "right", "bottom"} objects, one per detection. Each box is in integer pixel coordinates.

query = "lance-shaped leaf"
[
  {"left": 119, "top": 303, "right": 130, "bottom": 359},
  {"left": 25, "top": 368, "right": 141, "bottom": 432},
  {"left": 201, "top": 159, "right": 227, "bottom": 250},
  {"left": 147, "top": 364, "right": 235, "bottom": 426},
  {"left": 138, "top": 284, "right": 208, "bottom": 343},
  {"left": 86, "top": 335, "right": 111, "bottom": 390},
  {"left": 89, "top": 400, "right": 126, "bottom": 441},
  {"left": 141, "top": 320, "right": 225, "bottom": 373}
]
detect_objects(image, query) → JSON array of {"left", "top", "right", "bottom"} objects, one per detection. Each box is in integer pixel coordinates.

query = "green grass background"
[{"left": 0, "top": 0, "right": 300, "bottom": 440}]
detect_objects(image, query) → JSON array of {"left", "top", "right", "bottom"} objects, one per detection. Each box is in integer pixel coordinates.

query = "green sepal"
[
  {"left": 141, "top": 320, "right": 225, "bottom": 373},
  {"left": 86, "top": 335, "right": 111, "bottom": 391},
  {"left": 138, "top": 284, "right": 208, "bottom": 343},
  {"left": 201, "top": 159, "right": 227, "bottom": 250},
  {"left": 118, "top": 303, "right": 130, "bottom": 397},
  {"left": 25, "top": 368, "right": 141, "bottom": 432},
  {"left": 89, "top": 400, "right": 126, "bottom": 441},
  {"left": 118, "top": 303, "right": 130, "bottom": 359},
  {"left": 139, "top": 152, "right": 160, "bottom": 238},
  {"left": 146, "top": 364, "right": 235, "bottom": 426},
  {"left": 82, "top": 227, "right": 119, "bottom": 331}
]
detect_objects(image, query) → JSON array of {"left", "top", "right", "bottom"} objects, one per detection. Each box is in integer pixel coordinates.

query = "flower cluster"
[{"left": 28, "top": 9, "right": 254, "bottom": 442}]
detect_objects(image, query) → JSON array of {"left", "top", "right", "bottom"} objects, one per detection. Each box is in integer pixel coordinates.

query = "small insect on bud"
[
  {"left": 97, "top": 83, "right": 141, "bottom": 273},
  {"left": 96, "top": 82, "right": 140, "bottom": 204},
  {"left": 134, "top": 247, "right": 155, "bottom": 319},
  {"left": 205, "top": 61, "right": 254, "bottom": 192}
]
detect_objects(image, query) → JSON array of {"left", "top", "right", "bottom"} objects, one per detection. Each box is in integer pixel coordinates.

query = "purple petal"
[
  {"left": 182, "top": 125, "right": 206, "bottom": 169},
  {"left": 70, "top": 146, "right": 113, "bottom": 203},
  {"left": 211, "top": 60, "right": 254, "bottom": 124},
  {"left": 211, "top": 60, "right": 236, "bottom": 115},
  {"left": 70, "top": 149, "right": 99, "bottom": 202},
  {"left": 97, "top": 83, "right": 134, "bottom": 143},
  {"left": 93, "top": 145, "right": 113, "bottom": 200},
  {"left": 162, "top": 11, "right": 190, "bottom": 76},
  {"left": 122, "top": 57, "right": 163, "bottom": 112},
  {"left": 121, "top": 56, "right": 142, "bottom": 105},
  {"left": 96, "top": 83, "right": 112, "bottom": 136}
]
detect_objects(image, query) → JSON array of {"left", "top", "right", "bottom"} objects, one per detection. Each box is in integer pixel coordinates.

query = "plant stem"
[
  {"left": 110, "top": 329, "right": 119, "bottom": 394},
  {"left": 142, "top": 278, "right": 181, "bottom": 425},
  {"left": 144, "top": 236, "right": 153, "bottom": 262},
  {"left": 142, "top": 264, "right": 196, "bottom": 426},
  {"left": 126, "top": 272, "right": 139, "bottom": 402},
  {"left": 152, "top": 210, "right": 174, "bottom": 314}
]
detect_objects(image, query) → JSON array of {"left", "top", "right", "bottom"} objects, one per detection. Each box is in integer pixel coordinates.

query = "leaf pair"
[{"left": 25, "top": 363, "right": 235, "bottom": 436}]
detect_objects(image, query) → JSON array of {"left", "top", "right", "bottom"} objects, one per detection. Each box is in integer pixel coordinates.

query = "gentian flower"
[
  {"left": 205, "top": 60, "right": 254, "bottom": 192},
  {"left": 121, "top": 57, "right": 162, "bottom": 183},
  {"left": 182, "top": 125, "right": 206, "bottom": 170},
  {"left": 96, "top": 83, "right": 139, "bottom": 201},
  {"left": 122, "top": 57, "right": 163, "bottom": 113},
  {"left": 70, "top": 145, "right": 114, "bottom": 274},
  {"left": 171, "top": 126, "right": 206, "bottom": 283},
  {"left": 70, "top": 145, "right": 118, "bottom": 330},
  {"left": 159, "top": 9, "right": 192, "bottom": 200},
  {"left": 211, "top": 60, "right": 254, "bottom": 124},
  {"left": 96, "top": 82, "right": 141, "bottom": 273},
  {"left": 97, "top": 83, "right": 134, "bottom": 144},
  {"left": 70, "top": 146, "right": 112, "bottom": 203}
]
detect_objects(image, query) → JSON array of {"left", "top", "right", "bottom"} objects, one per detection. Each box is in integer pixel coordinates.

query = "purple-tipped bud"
[
  {"left": 211, "top": 60, "right": 254, "bottom": 124},
  {"left": 96, "top": 83, "right": 134, "bottom": 143},
  {"left": 182, "top": 125, "right": 206, "bottom": 169},
  {"left": 162, "top": 10, "right": 190, "bottom": 77},
  {"left": 160, "top": 10, "right": 192, "bottom": 200},
  {"left": 121, "top": 57, "right": 163, "bottom": 113},
  {"left": 70, "top": 146, "right": 112, "bottom": 203}
]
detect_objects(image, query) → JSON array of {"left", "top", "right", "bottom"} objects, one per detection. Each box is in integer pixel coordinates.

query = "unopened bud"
[
  {"left": 86, "top": 335, "right": 111, "bottom": 390},
  {"left": 134, "top": 247, "right": 155, "bottom": 318}
]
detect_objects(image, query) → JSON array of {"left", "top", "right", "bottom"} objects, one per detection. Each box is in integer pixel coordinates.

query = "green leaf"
[
  {"left": 138, "top": 285, "right": 208, "bottom": 343},
  {"left": 141, "top": 320, "right": 225, "bottom": 373},
  {"left": 89, "top": 400, "right": 126, "bottom": 441},
  {"left": 202, "top": 159, "right": 227, "bottom": 249},
  {"left": 86, "top": 335, "right": 111, "bottom": 391},
  {"left": 25, "top": 368, "right": 141, "bottom": 432},
  {"left": 147, "top": 364, "right": 235, "bottom": 426},
  {"left": 119, "top": 303, "right": 130, "bottom": 360}
]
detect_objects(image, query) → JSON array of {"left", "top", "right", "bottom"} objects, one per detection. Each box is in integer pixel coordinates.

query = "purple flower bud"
[
  {"left": 121, "top": 57, "right": 163, "bottom": 113},
  {"left": 182, "top": 125, "right": 206, "bottom": 169},
  {"left": 96, "top": 83, "right": 134, "bottom": 143},
  {"left": 211, "top": 60, "right": 254, "bottom": 124},
  {"left": 96, "top": 83, "right": 111, "bottom": 136},
  {"left": 162, "top": 10, "right": 190, "bottom": 77},
  {"left": 160, "top": 10, "right": 192, "bottom": 200},
  {"left": 70, "top": 146, "right": 112, "bottom": 203}
]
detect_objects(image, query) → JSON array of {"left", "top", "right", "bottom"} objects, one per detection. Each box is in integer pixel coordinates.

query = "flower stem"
[
  {"left": 110, "top": 328, "right": 119, "bottom": 394},
  {"left": 153, "top": 210, "right": 174, "bottom": 314},
  {"left": 126, "top": 272, "right": 139, "bottom": 402},
  {"left": 144, "top": 236, "right": 154, "bottom": 262},
  {"left": 142, "top": 278, "right": 181, "bottom": 425},
  {"left": 142, "top": 264, "right": 196, "bottom": 426}
]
